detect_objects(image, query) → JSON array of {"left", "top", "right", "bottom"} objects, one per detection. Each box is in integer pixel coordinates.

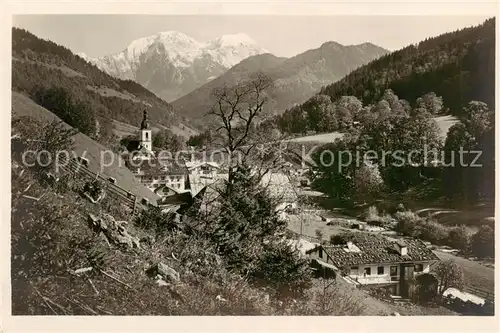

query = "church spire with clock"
[{"left": 140, "top": 109, "right": 152, "bottom": 151}]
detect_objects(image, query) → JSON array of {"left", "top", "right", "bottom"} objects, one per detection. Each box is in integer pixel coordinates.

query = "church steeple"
[
  {"left": 140, "top": 109, "right": 150, "bottom": 130},
  {"left": 139, "top": 109, "right": 152, "bottom": 152}
]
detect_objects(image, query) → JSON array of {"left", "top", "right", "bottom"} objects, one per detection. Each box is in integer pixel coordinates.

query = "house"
[
  {"left": 185, "top": 161, "right": 221, "bottom": 179},
  {"left": 306, "top": 235, "right": 440, "bottom": 297},
  {"left": 127, "top": 158, "right": 187, "bottom": 192},
  {"left": 188, "top": 171, "right": 298, "bottom": 218}
]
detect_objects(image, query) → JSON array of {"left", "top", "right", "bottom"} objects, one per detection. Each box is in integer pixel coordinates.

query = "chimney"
[{"left": 394, "top": 240, "right": 408, "bottom": 256}]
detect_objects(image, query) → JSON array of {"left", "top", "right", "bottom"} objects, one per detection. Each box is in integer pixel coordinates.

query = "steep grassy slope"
[{"left": 12, "top": 91, "right": 160, "bottom": 203}]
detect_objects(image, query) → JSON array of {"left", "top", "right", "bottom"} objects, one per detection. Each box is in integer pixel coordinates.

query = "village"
[
  {"left": 8, "top": 15, "right": 496, "bottom": 320},
  {"left": 69, "top": 109, "right": 492, "bottom": 314}
]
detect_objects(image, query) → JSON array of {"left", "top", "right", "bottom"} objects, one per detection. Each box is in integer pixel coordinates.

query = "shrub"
[
  {"left": 393, "top": 210, "right": 423, "bottom": 236},
  {"left": 470, "top": 225, "right": 494, "bottom": 258},
  {"left": 249, "top": 241, "right": 312, "bottom": 300},
  {"left": 446, "top": 225, "right": 470, "bottom": 252}
]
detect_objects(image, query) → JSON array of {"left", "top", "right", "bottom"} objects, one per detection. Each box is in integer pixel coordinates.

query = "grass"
[
  {"left": 285, "top": 115, "right": 459, "bottom": 144},
  {"left": 287, "top": 131, "right": 345, "bottom": 143},
  {"left": 287, "top": 212, "right": 364, "bottom": 243},
  {"left": 86, "top": 85, "right": 149, "bottom": 105},
  {"left": 434, "top": 115, "right": 460, "bottom": 139}
]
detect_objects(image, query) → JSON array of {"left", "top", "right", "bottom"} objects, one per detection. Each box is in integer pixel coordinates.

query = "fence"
[
  {"left": 465, "top": 285, "right": 495, "bottom": 302},
  {"left": 58, "top": 157, "right": 140, "bottom": 216}
]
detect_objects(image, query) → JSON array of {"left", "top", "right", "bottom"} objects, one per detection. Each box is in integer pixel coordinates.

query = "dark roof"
[
  {"left": 125, "top": 140, "right": 141, "bottom": 152},
  {"left": 319, "top": 236, "right": 439, "bottom": 268},
  {"left": 140, "top": 109, "right": 150, "bottom": 130}
]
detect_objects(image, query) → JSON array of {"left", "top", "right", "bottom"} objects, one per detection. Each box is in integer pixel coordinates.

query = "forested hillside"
[
  {"left": 12, "top": 28, "right": 198, "bottom": 145},
  {"left": 277, "top": 18, "right": 495, "bottom": 135}
]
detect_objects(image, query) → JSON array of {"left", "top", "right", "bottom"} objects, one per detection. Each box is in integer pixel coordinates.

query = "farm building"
[{"left": 306, "top": 235, "right": 440, "bottom": 297}]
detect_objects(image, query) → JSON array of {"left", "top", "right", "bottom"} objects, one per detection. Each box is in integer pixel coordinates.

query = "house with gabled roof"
[{"left": 306, "top": 234, "right": 440, "bottom": 297}]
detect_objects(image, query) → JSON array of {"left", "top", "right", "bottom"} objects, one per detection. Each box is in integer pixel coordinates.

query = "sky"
[{"left": 13, "top": 15, "right": 491, "bottom": 58}]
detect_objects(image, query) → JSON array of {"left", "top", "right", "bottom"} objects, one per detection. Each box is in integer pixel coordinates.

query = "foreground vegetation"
[{"left": 11, "top": 109, "right": 370, "bottom": 316}]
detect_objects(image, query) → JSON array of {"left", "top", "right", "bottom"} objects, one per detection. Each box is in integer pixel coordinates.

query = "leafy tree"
[
  {"left": 470, "top": 225, "right": 494, "bottom": 258},
  {"left": 443, "top": 101, "right": 494, "bottom": 204},
  {"left": 153, "top": 129, "right": 185, "bottom": 152},
  {"left": 415, "top": 273, "right": 439, "bottom": 305},
  {"left": 334, "top": 104, "right": 353, "bottom": 131},
  {"left": 381, "top": 109, "right": 442, "bottom": 191},
  {"left": 336, "top": 96, "right": 363, "bottom": 117},
  {"left": 447, "top": 225, "right": 470, "bottom": 252},
  {"left": 302, "top": 94, "right": 333, "bottom": 132},
  {"left": 353, "top": 162, "right": 384, "bottom": 203},
  {"left": 416, "top": 92, "right": 445, "bottom": 115},
  {"left": 318, "top": 105, "right": 338, "bottom": 132},
  {"left": 311, "top": 138, "right": 355, "bottom": 203},
  {"left": 434, "top": 259, "right": 465, "bottom": 295}
]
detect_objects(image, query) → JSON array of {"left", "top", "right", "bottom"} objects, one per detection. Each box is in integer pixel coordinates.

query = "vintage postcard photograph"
[{"left": 1, "top": 1, "right": 498, "bottom": 332}]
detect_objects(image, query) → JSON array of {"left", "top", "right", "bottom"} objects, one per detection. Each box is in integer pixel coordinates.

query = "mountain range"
[
  {"left": 79, "top": 31, "right": 269, "bottom": 102},
  {"left": 171, "top": 41, "right": 389, "bottom": 124}
]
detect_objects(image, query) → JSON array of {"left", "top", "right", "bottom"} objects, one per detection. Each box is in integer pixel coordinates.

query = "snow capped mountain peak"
[
  {"left": 209, "top": 33, "right": 258, "bottom": 47},
  {"left": 156, "top": 31, "right": 204, "bottom": 48},
  {"left": 76, "top": 52, "right": 90, "bottom": 60},
  {"left": 85, "top": 30, "right": 269, "bottom": 101}
]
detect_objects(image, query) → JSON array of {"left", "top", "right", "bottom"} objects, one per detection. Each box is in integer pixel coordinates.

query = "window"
[
  {"left": 364, "top": 267, "right": 371, "bottom": 276},
  {"left": 414, "top": 264, "right": 424, "bottom": 272},
  {"left": 377, "top": 266, "right": 384, "bottom": 275},
  {"left": 390, "top": 265, "right": 398, "bottom": 276},
  {"left": 318, "top": 248, "right": 323, "bottom": 258},
  {"left": 145, "top": 132, "right": 149, "bottom": 140},
  {"left": 350, "top": 266, "right": 359, "bottom": 275}
]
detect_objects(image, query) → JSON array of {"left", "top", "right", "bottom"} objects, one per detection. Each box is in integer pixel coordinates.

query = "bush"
[
  {"left": 134, "top": 206, "right": 179, "bottom": 234},
  {"left": 470, "top": 225, "right": 494, "bottom": 258},
  {"left": 249, "top": 241, "right": 312, "bottom": 300},
  {"left": 446, "top": 226, "right": 470, "bottom": 252},
  {"left": 393, "top": 210, "right": 422, "bottom": 236}
]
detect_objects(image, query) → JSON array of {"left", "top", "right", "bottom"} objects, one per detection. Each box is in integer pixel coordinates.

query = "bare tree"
[
  {"left": 208, "top": 72, "right": 274, "bottom": 182},
  {"left": 434, "top": 259, "right": 465, "bottom": 295}
]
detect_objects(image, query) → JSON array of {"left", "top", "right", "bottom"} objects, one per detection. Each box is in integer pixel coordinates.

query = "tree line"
[
  {"left": 310, "top": 90, "right": 494, "bottom": 207},
  {"left": 275, "top": 17, "right": 494, "bottom": 135}
]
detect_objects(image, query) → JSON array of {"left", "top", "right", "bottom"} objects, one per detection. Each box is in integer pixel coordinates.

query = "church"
[{"left": 124, "top": 110, "right": 188, "bottom": 195}]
